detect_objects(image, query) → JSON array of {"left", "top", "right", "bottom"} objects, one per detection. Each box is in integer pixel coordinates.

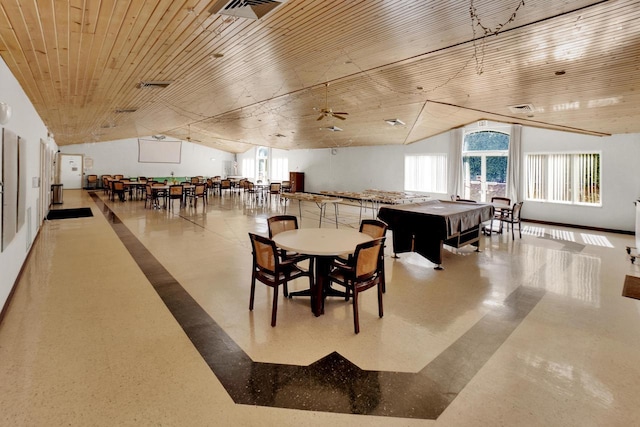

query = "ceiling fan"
[
  {"left": 185, "top": 124, "right": 200, "bottom": 143},
  {"left": 316, "top": 83, "right": 348, "bottom": 121}
]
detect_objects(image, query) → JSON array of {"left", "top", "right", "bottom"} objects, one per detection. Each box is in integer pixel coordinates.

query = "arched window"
[{"left": 462, "top": 130, "right": 509, "bottom": 202}]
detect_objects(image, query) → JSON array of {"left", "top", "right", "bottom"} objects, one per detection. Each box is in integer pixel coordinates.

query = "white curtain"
[
  {"left": 507, "top": 124, "right": 522, "bottom": 202},
  {"left": 447, "top": 127, "right": 463, "bottom": 198}
]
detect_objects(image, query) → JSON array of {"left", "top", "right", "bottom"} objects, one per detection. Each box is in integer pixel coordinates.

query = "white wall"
[
  {"left": 60, "top": 138, "right": 236, "bottom": 180},
  {"left": 0, "top": 57, "right": 54, "bottom": 311},
  {"left": 520, "top": 127, "right": 640, "bottom": 231}
]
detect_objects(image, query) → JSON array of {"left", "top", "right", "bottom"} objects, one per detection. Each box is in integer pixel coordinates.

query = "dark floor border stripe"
[{"left": 91, "top": 194, "right": 545, "bottom": 419}]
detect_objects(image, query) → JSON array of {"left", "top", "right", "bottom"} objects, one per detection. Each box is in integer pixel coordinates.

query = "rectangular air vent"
[
  {"left": 208, "top": 0, "right": 288, "bottom": 20},
  {"left": 136, "top": 81, "right": 173, "bottom": 89},
  {"left": 508, "top": 104, "right": 535, "bottom": 114}
]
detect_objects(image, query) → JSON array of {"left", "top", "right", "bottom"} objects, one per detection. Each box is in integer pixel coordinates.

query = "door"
[
  {"left": 59, "top": 154, "right": 83, "bottom": 189},
  {"left": 462, "top": 154, "right": 507, "bottom": 202}
]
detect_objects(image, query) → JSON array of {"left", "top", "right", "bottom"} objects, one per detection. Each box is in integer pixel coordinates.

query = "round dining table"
[{"left": 272, "top": 228, "right": 372, "bottom": 316}]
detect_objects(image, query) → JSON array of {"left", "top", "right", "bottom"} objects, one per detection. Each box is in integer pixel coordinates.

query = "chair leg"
[
  {"left": 271, "top": 286, "right": 279, "bottom": 327},
  {"left": 378, "top": 282, "right": 384, "bottom": 318},
  {"left": 249, "top": 276, "right": 256, "bottom": 310},
  {"left": 352, "top": 288, "right": 360, "bottom": 334}
]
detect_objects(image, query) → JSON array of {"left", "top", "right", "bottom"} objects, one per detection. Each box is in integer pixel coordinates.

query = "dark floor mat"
[
  {"left": 623, "top": 275, "right": 640, "bottom": 300},
  {"left": 47, "top": 207, "right": 94, "bottom": 220}
]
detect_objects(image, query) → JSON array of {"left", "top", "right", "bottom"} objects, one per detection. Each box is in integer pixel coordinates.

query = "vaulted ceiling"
[{"left": 0, "top": 0, "right": 638, "bottom": 153}]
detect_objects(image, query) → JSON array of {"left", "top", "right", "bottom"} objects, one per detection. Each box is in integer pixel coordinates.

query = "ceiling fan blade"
[
  {"left": 332, "top": 113, "right": 347, "bottom": 120},
  {"left": 332, "top": 112, "right": 348, "bottom": 116},
  {"left": 317, "top": 114, "right": 325, "bottom": 121}
]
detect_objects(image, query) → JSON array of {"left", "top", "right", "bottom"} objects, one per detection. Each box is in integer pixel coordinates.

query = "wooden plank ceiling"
[{"left": 0, "top": 0, "right": 638, "bottom": 153}]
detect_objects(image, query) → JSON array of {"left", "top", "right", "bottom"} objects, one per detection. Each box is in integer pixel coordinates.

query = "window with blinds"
[
  {"left": 525, "top": 152, "right": 601, "bottom": 206},
  {"left": 271, "top": 157, "right": 289, "bottom": 181},
  {"left": 404, "top": 154, "right": 447, "bottom": 193}
]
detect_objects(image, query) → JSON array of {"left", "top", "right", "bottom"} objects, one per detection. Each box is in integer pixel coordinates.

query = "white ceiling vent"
[
  {"left": 508, "top": 104, "right": 535, "bottom": 114},
  {"left": 208, "top": 0, "right": 288, "bottom": 20}
]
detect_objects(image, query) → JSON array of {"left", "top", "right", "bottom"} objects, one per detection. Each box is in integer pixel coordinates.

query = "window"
[
  {"left": 462, "top": 130, "right": 509, "bottom": 202},
  {"left": 271, "top": 157, "right": 289, "bottom": 181},
  {"left": 256, "top": 146, "right": 268, "bottom": 182},
  {"left": 404, "top": 154, "right": 447, "bottom": 193},
  {"left": 525, "top": 152, "right": 601, "bottom": 205},
  {"left": 242, "top": 158, "right": 255, "bottom": 179}
]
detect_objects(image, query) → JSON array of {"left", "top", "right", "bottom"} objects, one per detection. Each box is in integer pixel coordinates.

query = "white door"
[{"left": 59, "top": 154, "right": 83, "bottom": 189}]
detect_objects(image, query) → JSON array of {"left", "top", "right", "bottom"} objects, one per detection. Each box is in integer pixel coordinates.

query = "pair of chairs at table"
[
  {"left": 454, "top": 195, "right": 524, "bottom": 240},
  {"left": 248, "top": 216, "right": 388, "bottom": 334}
]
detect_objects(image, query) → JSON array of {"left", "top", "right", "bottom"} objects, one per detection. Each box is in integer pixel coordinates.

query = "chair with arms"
[
  {"left": 267, "top": 215, "right": 314, "bottom": 298},
  {"left": 102, "top": 176, "right": 112, "bottom": 196},
  {"left": 485, "top": 196, "right": 511, "bottom": 235},
  {"left": 268, "top": 183, "right": 281, "bottom": 203},
  {"left": 188, "top": 183, "right": 207, "bottom": 208},
  {"left": 267, "top": 215, "right": 312, "bottom": 263},
  {"left": 334, "top": 219, "right": 388, "bottom": 293},
  {"left": 168, "top": 184, "right": 184, "bottom": 210},
  {"left": 144, "top": 184, "right": 155, "bottom": 208},
  {"left": 248, "top": 233, "right": 313, "bottom": 327},
  {"left": 86, "top": 174, "right": 98, "bottom": 190},
  {"left": 220, "top": 179, "right": 232, "bottom": 196},
  {"left": 327, "top": 237, "right": 386, "bottom": 334},
  {"left": 111, "top": 180, "right": 126, "bottom": 202},
  {"left": 499, "top": 201, "right": 524, "bottom": 240}
]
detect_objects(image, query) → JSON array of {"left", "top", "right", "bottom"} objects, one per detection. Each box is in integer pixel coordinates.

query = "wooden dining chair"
[
  {"left": 267, "top": 215, "right": 311, "bottom": 261},
  {"left": 111, "top": 181, "right": 126, "bottom": 202},
  {"left": 102, "top": 176, "right": 111, "bottom": 196},
  {"left": 188, "top": 183, "right": 207, "bottom": 208},
  {"left": 220, "top": 179, "right": 232, "bottom": 196},
  {"left": 485, "top": 196, "right": 512, "bottom": 235},
  {"left": 268, "top": 183, "right": 281, "bottom": 203},
  {"left": 499, "top": 202, "right": 524, "bottom": 240},
  {"left": 86, "top": 174, "right": 98, "bottom": 190},
  {"left": 248, "top": 233, "right": 313, "bottom": 327},
  {"left": 168, "top": 185, "right": 184, "bottom": 210},
  {"left": 334, "top": 219, "right": 388, "bottom": 292},
  {"left": 144, "top": 184, "right": 155, "bottom": 208},
  {"left": 328, "top": 237, "right": 386, "bottom": 334}
]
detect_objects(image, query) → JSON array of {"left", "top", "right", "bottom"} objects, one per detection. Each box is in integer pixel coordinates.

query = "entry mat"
[
  {"left": 623, "top": 275, "right": 640, "bottom": 300},
  {"left": 46, "top": 207, "right": 93, "bottom": 220}
]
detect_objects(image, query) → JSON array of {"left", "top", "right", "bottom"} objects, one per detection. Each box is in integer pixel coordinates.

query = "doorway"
[
  {"left": 59, "top": 154, "right": 83, "bottom": 189},
  {"left": 462, "top": 130, "right": 509, "bottom": 202}
]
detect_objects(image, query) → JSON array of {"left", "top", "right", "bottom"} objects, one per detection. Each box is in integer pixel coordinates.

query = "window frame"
[
  {"left": 404, "top": 153, "right": 448, "bottom": 194},
  {"left": 524, "top": 151, "right": 602, "bottom": 207}
]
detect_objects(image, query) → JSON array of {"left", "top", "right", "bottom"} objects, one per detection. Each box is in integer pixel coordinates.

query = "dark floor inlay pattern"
[{"left": 91, "top": 194, "right": 545, "bottom": 419}]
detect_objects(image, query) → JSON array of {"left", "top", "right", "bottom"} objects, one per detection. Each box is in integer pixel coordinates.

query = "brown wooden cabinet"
[{"left": 289, "top": 172, "right": 304, "bottom": 193}]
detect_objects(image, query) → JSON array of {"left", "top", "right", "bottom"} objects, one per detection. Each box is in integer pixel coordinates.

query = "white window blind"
[
  {"left": 404, "top": 154, "right": 447, "bottom": 193},
  {"left": 525, "top": 152, "right": 600, "bottom": 206},
  {"left": 271, "top": 157, "right": 289, "bottom": 181},
  {"left": 242, "top": 158, "right": 255, "bottom": 179}
]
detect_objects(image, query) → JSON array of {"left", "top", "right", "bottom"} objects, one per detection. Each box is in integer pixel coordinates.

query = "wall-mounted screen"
[{"left": 138, "top": 138, "right": 182, "bottom": 163}]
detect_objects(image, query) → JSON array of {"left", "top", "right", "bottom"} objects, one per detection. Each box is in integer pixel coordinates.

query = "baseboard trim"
[
  {"left": 522, "top": 218, "right": 633, "bottom": 236},
  {"left": 0, "top": 226, "right": 42, "bottom": 326}
]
